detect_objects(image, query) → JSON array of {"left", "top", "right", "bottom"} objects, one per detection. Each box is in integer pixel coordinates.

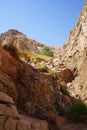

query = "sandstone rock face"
[
  {"left": 0, "top": 48, "right": 19, "bottom": 102},
  {"left": 0, "top": 46, "right": 71, "bottom": 129},
  {"left": 0, "top": 92, "right": 21, "bottom": 119},
  {"left": 62, "top": 2, "right": 87, "bottom": 103},
  {"left": 59, "top": 124, "right": 87, "bottom": 130},
  {"left": 57, "top": 69, "right": 74, "bottom": 83},
  {"left": 0, "top": 92, "right": 49, "bottom": 130},
  {"left": 53, "top": 2, "right": 87, "bottom": 104}
]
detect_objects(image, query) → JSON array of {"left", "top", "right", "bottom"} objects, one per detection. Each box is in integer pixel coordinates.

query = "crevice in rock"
[
  {"left": 15, "top": 120, "right": 19, "bottom": 130},
  {"left": 2, "top": 116, "right": 8, "bottom": 129},
  {"left": 0, "top": 100, "right": 14, "bottom": 106}
]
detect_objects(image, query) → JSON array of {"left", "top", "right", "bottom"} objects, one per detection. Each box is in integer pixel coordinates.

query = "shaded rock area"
[
  {"left": 59, "top": 124, "right": 87, "bottom": 130},
  {"left": 0, "top": 47, "right": 70, "bottom": 126},
  {"left": 0, "top": 92, "right": 49, "bottom": 130}
]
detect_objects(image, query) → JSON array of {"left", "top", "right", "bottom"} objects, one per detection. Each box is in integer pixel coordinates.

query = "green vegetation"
[
  {"left": 40, "top": 46, "right": 54, "bottom": 57},
  {"left": 21, "top": 50, "right": 36, "bottom": 60},
  {"left": 3, "top": 44, "right": 56, "bottom": 76},
  {"left": 19, "top": 56, "right": 27, "bottom": 63},
  {"left": 19, "top": 50, "right": 57, "bottom": 76},
  {"left": 20, "top": 50, "right": 53, "bottom": 61},
  {"left": 36, "top": 62, "right": 48, "bottom": 72},
  {"left": 36, "top": 62, "right": 57, "bottom": 77},
  {"left": 48, "top": 69, "right": 57, "bottom": 78},
  {"left": 67, "top": 100, "right": 87, "bottom": 122}
]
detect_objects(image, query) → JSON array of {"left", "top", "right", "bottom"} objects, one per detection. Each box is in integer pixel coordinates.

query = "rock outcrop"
[
  {"left": 60, "top": 1, "right": 87, "bottom": 103},
  {"left": 0, "top": 29, "right": 44, "bottom": 53},
  {"left": 52, "top": 1, "right": 87, "bottom": 104},
  {"left": 0, "top": 92, "right": 49, "bottom": 130},
  {"left": 0, "top": 46, "right": 70, "bottom": 129}
]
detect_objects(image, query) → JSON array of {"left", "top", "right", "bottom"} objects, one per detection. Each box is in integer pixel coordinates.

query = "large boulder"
[{"left": 57, "top": 69, "right": 74, "bottom": 83}]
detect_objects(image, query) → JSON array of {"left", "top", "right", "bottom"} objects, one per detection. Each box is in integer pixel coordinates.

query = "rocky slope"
[
  {"left": 0, "top": 44, "right": 87, "bottom": 130},
  {"left": 0, "top": 29, "right": 44, "bottom": 53},
  {"left": 0, "top": 1, "right": 87, "bottom": 130},
  {"left": 0, "top": 46, "right": 72, "bottom": 129}
]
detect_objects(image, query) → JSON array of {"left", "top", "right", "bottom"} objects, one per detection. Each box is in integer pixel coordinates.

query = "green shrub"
[
  {"left": 48, "top": 69, "right": 57, "bottom": 78},
  {"left": 67, "top": 100, "right": 87, "bottom": 122},
  {"left": 40, "top": 46, "right": 54, "bottom": 57},
  {"left": 19, "top": 56, "right": 27, "bottom": 63},
  {"left": 36, "top": 62, "right": 48, "bottom": 72}
]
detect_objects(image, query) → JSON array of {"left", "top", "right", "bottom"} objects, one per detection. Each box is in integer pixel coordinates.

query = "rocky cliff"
[
  {"left": 49, "top": 1, "right": 87, "bottom": 105},
  {"left": 58, "top": 1, "right": 87, "bottom": 104}
]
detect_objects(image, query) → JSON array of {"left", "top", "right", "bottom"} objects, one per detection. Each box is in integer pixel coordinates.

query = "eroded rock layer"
[{"left": 0, "top": 92, "right": 49, "bottom": 130}]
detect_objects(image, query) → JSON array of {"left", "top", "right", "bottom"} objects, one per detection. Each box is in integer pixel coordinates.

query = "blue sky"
[{"left": 0, "top": 0, "right": 86, "bottom": 46}]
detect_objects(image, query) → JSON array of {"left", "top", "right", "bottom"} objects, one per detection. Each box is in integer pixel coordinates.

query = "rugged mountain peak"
[
  {"left": 1, "top": 29, "right": 24, "bottom": 37},
  {"left": 0, "top": 29, "right": 45, "bottom": 53}
]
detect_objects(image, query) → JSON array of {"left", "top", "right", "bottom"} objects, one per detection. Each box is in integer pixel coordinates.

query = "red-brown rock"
[{"left": 58, "top": 69, "right": 74, "bottom": 83}]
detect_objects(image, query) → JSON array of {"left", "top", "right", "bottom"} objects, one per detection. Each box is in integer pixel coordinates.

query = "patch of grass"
[
  {"left": 36, "top": 53, "right": 53, "bottom": 61},
  {"left": 48, "top": 69, "right": 57, "bottom": 78},
  {"left": 20, "top": 50, "right": 53, "bottom": 61},
  {"left": 36, "top": 62, "right": 48, "bottom": 72},
  {"left": 19, "top": 56, "right": 27, "bottom": 63},
  {"left": 67, "top": 100, "right": 87, "bottom": 122},
  {"left": 22, "top": 50, "right": 36, "bottom": 60}
]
